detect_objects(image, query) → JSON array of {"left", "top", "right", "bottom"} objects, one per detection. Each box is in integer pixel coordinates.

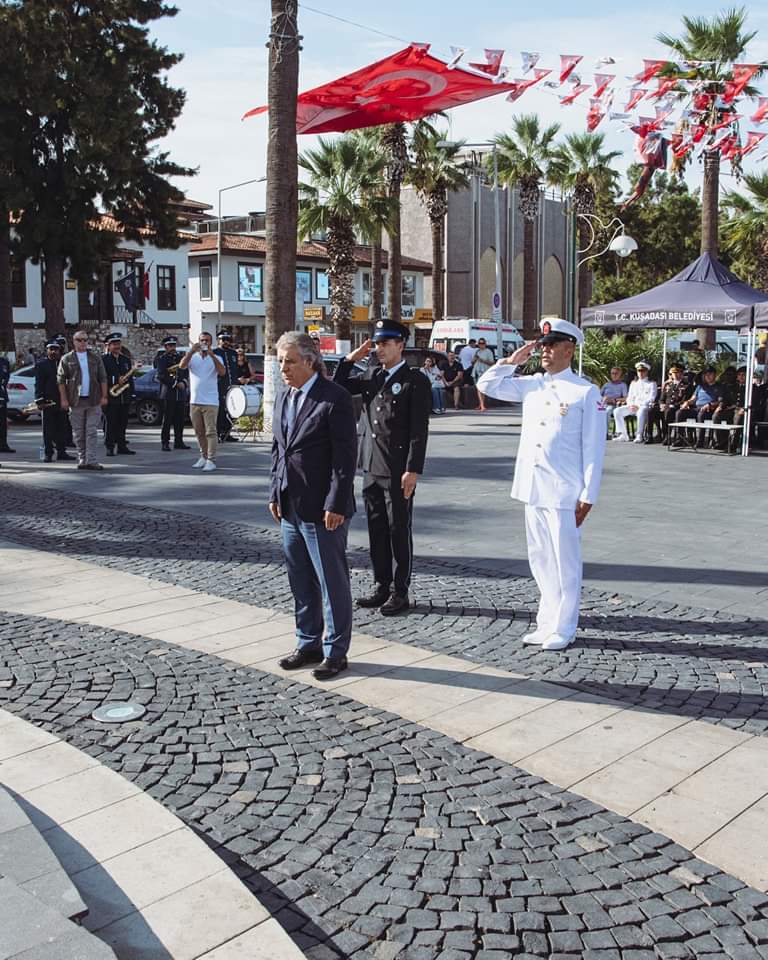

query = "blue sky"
[{"left": 151, "top": 0, "right": 768, "bottom": 213}]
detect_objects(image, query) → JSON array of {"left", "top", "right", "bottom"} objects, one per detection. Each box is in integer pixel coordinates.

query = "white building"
[{"left": 188, "top": 230, "right": 432, "bottom": 351}]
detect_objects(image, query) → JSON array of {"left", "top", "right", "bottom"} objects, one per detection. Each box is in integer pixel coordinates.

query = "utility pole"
[{"left": 263, "top": 0, "right": 300, "bottom": 428}]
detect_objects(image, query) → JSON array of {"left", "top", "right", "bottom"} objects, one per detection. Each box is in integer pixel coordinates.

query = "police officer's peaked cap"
[
  {"left": 55, "top": 335, "right": 66, "bottom": 345},
  {"left": 45, "top": 340, "right": 61, "bottom": 350},
  {"left": 106, "top": 332, "right": 122, "bottom": 344},
  {"left": 162, "top": 336, "right": 178, "bottom": 346},
  {"left": 634, "top": 360, "right": 651, "bottom": 371},
  {"left": 373, "top": 320, "right": 409, "bottom": 342},
  {"left": 217, "top": 330, "right": 232, "bottom": 339},
  {"left": 538, "top": 317, "right": 583, "bottom": 346}
]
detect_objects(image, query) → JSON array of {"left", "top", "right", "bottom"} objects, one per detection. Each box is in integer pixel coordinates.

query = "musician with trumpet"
[
  {"left": 34, "top": 341, "right": 73, "bottom": 462},
  {"left": 156, "top": 335, "right": 190, "bottom": 452},
  {"left": 103, "top": 333, "right": 138, "bottom": 457}
]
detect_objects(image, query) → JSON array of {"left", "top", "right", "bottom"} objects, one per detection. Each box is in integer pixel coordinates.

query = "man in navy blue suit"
[{"left": 269, "top": 332, "right": 358, "bottom": 680}]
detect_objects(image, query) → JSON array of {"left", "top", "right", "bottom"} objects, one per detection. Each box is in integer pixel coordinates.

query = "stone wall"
[{"left": 12, "top": 324, "right": 189, "bottom": 365}]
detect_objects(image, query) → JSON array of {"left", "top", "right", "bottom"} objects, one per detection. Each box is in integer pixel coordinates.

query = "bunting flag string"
[
  {"left": 751, "top": 98, "right": 768, "bottom": 124},
  {"left": 559, "top": 54, "right": 583, "bottom": 83},
  {"left": 560, "top": 84, "right": 590, "bottom": 105}
]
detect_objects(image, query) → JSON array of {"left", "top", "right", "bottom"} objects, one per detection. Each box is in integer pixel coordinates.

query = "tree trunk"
[
  {"left": 575, "top": 219, "right": 593, "bottom": 325},
  {"left": 522, "top": 217, "right": 538, "bottom": 340},
  {"left": 0, "top": 207, "right": 15, "bottom": 356},
  {"left": 430, "top": 216, "right": 443, "bottom": 325},
  {"left": 43, "top": 252, "right": 66, "bottom": 338},
  {"left": 387, "top": 194, "right": 402, "bottom": 323},
  {"left": 370, "top": 229, "right": 382, "bottom": 335},
  {"left": 698, "top": 149, "right": 720, "bottom": 349},
  {"left": 263, "top": 0, "right": 299, "bottom": 426}
]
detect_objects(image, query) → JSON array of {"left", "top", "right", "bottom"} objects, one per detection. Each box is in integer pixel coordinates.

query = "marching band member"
[
  {"left": 156, "top": 336, "right": 190, "bottom": 451},
  {"left": 35, "top": 341, "right": 73, "bottom": 462},
  {"left": 102, "top": 333, "right": 135, "bottom": 456}
]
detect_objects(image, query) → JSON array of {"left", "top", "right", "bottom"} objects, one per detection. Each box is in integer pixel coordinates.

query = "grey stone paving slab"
[
  {"left": 2, "top": 479, "right": 768, "bottom": 738},
  {"left": 2, "top": 612, "right": 768, "bottom": 959}
]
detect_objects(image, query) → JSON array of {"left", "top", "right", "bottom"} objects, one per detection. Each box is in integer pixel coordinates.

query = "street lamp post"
[{"left": 217, "top": 177, "right": 267, "bottom": 334}]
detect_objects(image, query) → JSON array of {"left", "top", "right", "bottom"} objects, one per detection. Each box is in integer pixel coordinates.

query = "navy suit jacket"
[{"left": 270, "top": 375, "right": 358, "bottom": 522}]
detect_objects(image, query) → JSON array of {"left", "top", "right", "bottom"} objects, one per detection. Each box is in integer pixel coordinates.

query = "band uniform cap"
[
  {"left": 373, "top": 319, "right": 409, "bottom": 341},
  {"left": 704, "top": 365, "right": 717, "bottom": 373},
  {"left": 538, "top": 317, "right": 583, "bottom": 346},
  {"left": 55, "top": 335, "right": 66, "bottom": 344},
  {"left": 162, "top": 336, "right": 178, "bottom": 346},
  {"left": 217, "top": 330, "right": 232, "bottom": 339},
  {"left": 45, "top": 340, "right": 61, "bottom": 350},
  {"left": 106, "top": 333, "right": 123, "bottom": 344}
]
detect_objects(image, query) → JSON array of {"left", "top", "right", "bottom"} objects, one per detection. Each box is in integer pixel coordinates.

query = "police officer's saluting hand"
[{"left": 334, "top": 321, "right": 432, "bottom": 616}]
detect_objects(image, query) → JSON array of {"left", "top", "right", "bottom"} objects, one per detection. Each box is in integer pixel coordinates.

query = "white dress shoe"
[
  {"left": 612, "top": 435, "right": 629, "bottom": 442},
  {"left": 541, "top": 633, "right": 574, "bottom": 651},
  {"left": 192, "top": 456, "right": 206, "bottom": 468},
  {"left": 202, "top": 459, "right": 217, "bottom": 472},
  {"left": 522, "top": 630, "right": 548, "bottom": 645}
]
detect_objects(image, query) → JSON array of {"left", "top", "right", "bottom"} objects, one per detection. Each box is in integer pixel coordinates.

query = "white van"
[{"left": 429, "top": 319, "right": 524, "bottom": 357}]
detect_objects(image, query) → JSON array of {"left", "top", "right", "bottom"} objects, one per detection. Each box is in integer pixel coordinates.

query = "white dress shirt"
[{"left": 76, "top": 351, "right": 90, "bottom": 397}]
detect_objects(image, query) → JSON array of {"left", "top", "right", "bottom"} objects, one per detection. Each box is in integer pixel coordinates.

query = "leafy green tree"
[
  {"left": 408, "top": 127, "right": 469, "bottom": 325},
  {"left": 721, "top": 172, "right": 768, "bottom": 288},
  {"left": 298, "top": 136, "right": 392, "bottom": 343},
  {"left": 590, "top": 169, "right": 701, "bottom": 304},
  {"left": 1, "top": 0, "right": 193, "bottom": 338},
  {"left": 493, "top": 115, "right": 560, "bottom": 339}
]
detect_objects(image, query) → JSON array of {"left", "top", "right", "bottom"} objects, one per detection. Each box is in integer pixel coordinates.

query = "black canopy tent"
[{"left": 580, "top": 254, "right": 768, "bottom": 456}]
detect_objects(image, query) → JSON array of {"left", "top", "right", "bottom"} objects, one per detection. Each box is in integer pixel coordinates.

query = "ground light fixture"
[{"left": 92, "top": 702, "right": 146, "bottom": 723}]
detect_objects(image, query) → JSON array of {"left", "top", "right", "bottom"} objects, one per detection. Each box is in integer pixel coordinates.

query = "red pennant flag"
[
  {"left": 691, "top": 123, "right": 706, "bottom": 143},
  {"left": 505, "top": 68, "right": 550, "bottom": 102},
  {"left": 722, "top": 65, "right": 759, "bottom": 104},
  {"left": 649, "top": 77, "right": 680, "bottom": 100},
  {"left": 559, "top": 54, "right": 583, "bottom": 83},
  {"left": 593, "top": 74, "right": 615, "bottom": 98},
  {"left": 693, "top": 91, "right": 715, "bottom": 112},
  {"left": 560, "top": 84, "right": 590, "bottom": 105},
  {"left": 625, "top": 87, "right": 646, "bottom": 111},
  {"left": 709, "top": 114, "right": 742, "bottom": 133},
  {"left": 635, "top": 59, "right": 667, "bottom": 83},
  {"left": 469, "top": 49, "right": 505, "bottom": 75},
  {"left": 586, "top": 98, "right": 605, "bottom": 131},
  {"left": 739, "top": 130, "right": 766, "bottom": 157},
  {"left": 672, "top": 138, "right": 694, "bottom": 159},
  {"left": 655, "top": 105, "right": 673, "bottom": 125},
  {"left": 750, "top": 97, "right": 768, "bottom": 124}
]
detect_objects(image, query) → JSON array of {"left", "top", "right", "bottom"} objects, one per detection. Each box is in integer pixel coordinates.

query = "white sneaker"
[
  {"left": 522, "top": 630, "right": 548, "bottom": 645},
  {"left": 541, "top": 633, "right": 574, "bottom": 651},
  {"left": 202, "top": 459, "right": 217, "bottom": 472},
  {"left": 612, "top": 435, "right": 629, "bottom": 442},
  {"left": 192, "top": 457, "right": 206, "bottom": 468}
]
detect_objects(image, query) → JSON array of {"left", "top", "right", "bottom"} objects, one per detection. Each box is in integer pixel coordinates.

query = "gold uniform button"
[
  {"left": 540, "top": 421, "right": 546, "bottom": 426},
  {"left": 536, "top": 443, "right": 542, "bottom": 448}
]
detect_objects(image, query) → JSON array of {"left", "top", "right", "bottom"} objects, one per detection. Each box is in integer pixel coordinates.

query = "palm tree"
[
  {"left": 349, "top": 128, "right": 389, "bottom": 329},
  {"left": 549, "top": 132, "right": 622, "bottom": 317},
  {"left": 380, "top": 123, "right": 409, "bottom": 324},
  {"left": 408, "top": 127, "right": 469, "bottom": 324},
  {"left": 722, "top": 172, "right": 768, "bottom": 288},
  {"left": 298, "top": 136, "right": 392, "bottom": 345},
  {"left": 493, "top": 115, "right": 560, "bottom": 339}
]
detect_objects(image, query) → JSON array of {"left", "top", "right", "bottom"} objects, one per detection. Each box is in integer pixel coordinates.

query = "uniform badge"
[
  {"left": 559, "top": 403, "right": 569, "bottom": 416},
  {"left": 392, "top": 382, "right": 402, "bottom": 395}
]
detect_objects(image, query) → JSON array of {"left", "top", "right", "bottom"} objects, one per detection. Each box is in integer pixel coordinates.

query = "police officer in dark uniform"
[
  {"left": 213, "top": 330, "right": 239, "bottom": 443},
  {"left": 54, "top": 335, "right": 74, "bottom": 447},
  {"left": 156, "top": 335, "right": 190, "bottom": 451},
  {"left": 0, "top": 352, "right": 13, "bottom": 456},
  {"left": 102, "top": 333, "right": 136, "bottom": 456},
  {"left": 34, "top": 341, "right": 74, "bottom": 462},
  {"left": 334, "top": 320, "right": 432, "bottom": 615}
]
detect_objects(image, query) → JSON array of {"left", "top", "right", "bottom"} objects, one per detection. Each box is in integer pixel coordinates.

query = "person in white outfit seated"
[
  {"left": 612, "top": 361, "right": 657, "bottom": 443},
  {"left": 477, "top": 318, "right": 606, "bottom": 652}
]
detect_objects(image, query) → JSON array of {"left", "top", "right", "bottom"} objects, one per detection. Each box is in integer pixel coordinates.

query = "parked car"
[
  {"left": 130, "top": 366, "right": 188, "bottom": 427},
  {"left": 6, "top": 365, "right": 39, "bottom": 419},
  {"left": 245, "top": 353, "right": 366, "bottom": 381}
]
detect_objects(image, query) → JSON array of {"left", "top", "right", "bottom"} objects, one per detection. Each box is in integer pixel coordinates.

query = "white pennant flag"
[
  {"left": 521, "top": 51, "right": 540, "bottom": 73},
  {"left": 447, "top": 46, "right": 467, "bottom": 69}
]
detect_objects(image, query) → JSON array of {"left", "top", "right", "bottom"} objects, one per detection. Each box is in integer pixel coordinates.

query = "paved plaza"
[{"left": 1, "top": 411, "right": 768, "bottom": 959}]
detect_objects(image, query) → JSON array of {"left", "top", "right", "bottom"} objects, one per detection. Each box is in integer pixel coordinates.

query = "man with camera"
[{"left": 179, "top": 332, "right": 225, "bottom": 472}]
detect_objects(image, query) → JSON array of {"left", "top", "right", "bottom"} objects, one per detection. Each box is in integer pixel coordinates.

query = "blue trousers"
[{"left": 280, "top": 505, "right": 352, "bottom": 661}]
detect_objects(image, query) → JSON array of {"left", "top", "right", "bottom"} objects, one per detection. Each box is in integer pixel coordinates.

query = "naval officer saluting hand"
[{"left": 477, "top": 318, "right": 607, "bottom": 651}]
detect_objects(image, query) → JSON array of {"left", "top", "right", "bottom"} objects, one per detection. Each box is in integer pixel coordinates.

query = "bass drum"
[{"left": 226, "top": 385, "right": 263, "bottom": 418}]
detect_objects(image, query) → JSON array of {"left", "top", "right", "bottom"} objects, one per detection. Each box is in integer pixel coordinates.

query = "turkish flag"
[
  {"left": 243, "top": 44, "right": 519, "bottom": 134},
  {"left": 625, "top": 87, "right": 646, "bottom": 112},
  {"left": 469, "top": 49, "right": 505, "bottom": 76},
  {"left": 635, "top": 59, "right": 667, "bottom": 83},
  {"left": 593, "top": 74, "right": 614, "bottom": 99},
  {"left": 559, "top": 54, "right": 582, "bottom": 83},
  {"left": 740, "top": 130, "right": 767, "bottom": 157},
  {"left": 750, "top": 98, "right": 768, "bottom": 124},
  {"left": 560, "top": 84, "right": 590, "bottom": 106},
  {"left": 586, "top": 99, "right": 605, "bottom": 131}
]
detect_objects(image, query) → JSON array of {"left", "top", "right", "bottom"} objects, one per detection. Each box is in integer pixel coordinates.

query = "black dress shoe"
[
  {"left": 43, "top": 455, "right": 53, "bottom": 463},
  {"left": 117, "top": 447, "right": 136, "bottom": 455},
  {"left": 161, "top": 442, "right": 171, "bottom": 451},
  {"left": 174, "top": 442, "right": 191, "bottom": 450},
  {"left": 380, "top": 594, "right": 410, "bottom": 616},
  {"left": 84, "top": 463, "right": 104, "bottom": 471},
  {"left": 106, "top": 447, "right": 115, "bottom": 456},
  {"left": 57, "top": 452, "right": 75, "bottom": 461},
  {"left": 278, "top": 648, "right": 324, "bottom": 670},
  {"left": 312, "top": 657, "right": 348, "bottom": 680},
  {"left": 0, "top": 446, "right": 15, "bottom": 453},
  {"left": 357, "top": 585, "right": 391, "bottom": 608},
  {"left": 224, "top": 435, "right": 239, "bottom": 443}
]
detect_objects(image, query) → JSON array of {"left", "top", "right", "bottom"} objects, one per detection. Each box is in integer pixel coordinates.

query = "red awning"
[{"left": 243, "top": 43, "right": 518, "bottom": 134}]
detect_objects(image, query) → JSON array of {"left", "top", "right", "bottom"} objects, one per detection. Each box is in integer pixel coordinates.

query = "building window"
[
  {"left": 402, "top": 274, "right": 416, "bottom": 308},
  {"left": 157, "top": 265, "right": 176, "bottom": 311},
  {"left": 11, "top": 256, "right": 26, "bottom": 308},
  {"left": 200, "top": 262, "right": 212, "bottom": 300},
  {"left": 315, "top": 269, "right": 329, "bottom": 300},
  {"left": 296, "top": 269, "right": 312, "bottom": 303},
  {"left": 361, "top": 272, "right": 371, "bottom": 307},
  {"left": 238, "top": 263, "right": 263, "bottom": 301}
]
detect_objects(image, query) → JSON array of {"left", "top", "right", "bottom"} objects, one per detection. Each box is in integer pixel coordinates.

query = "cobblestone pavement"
[
  {"left": 3, "top": 478, "right": 768, "bottom": 738},
  {"left": 3, "top": 612, "right": 768, "bottom": 960}
]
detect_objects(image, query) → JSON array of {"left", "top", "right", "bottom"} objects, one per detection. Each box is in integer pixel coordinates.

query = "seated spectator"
[
  {"left": 676, "top": 365, "right": 722, "bottom": 445},
  {"left": 658, "top": 363, "right": 692, "bottom": 441},
  {"left": 420, "top": 356, "right": 446, "bottom": 414},
  {"left": 600, "top": 367, "right": 628, "bottom": 434},
  {"left": 235, "top": 349, "right": 256, "bottom": 384},
  {"left": 442, "top": 351, "right": 464, "bottom": 409},
  {"left": 613, "top": 361, "right": 657, "bottom": 443}
]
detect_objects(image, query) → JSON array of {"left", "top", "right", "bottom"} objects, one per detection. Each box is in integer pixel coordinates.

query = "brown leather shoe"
[
  {"left": 312, "top": 657, "right": 348, "bottom": 680},
  {"left": 357, "top": 585, "right": 391, "bottom": 608},
  {"left": 380, "top": 594, "right": 410, "bottom": 616},
  {"left": 278, "top": 648, "right": 324, "bottom": 671}
]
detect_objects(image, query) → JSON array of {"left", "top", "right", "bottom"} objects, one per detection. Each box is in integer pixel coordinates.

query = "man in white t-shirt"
[{"left": 179, "top": 332, "right": 225, "bottom": 471}]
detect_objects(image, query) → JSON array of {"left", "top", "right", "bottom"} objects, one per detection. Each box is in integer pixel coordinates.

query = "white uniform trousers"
[
  {"left": 613, "top": 404, "right": 649, "bottom": 441},
  {"left": 524, "top": 505, "right": 582, "bottom": 639}
]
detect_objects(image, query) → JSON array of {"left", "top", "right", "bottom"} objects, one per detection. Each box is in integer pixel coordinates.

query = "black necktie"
[{"left": 373, "top": 368, "right": 386, "bottom": 390}]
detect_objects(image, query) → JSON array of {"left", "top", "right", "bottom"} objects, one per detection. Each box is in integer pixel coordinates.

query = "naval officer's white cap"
[
  {"left": 634, "top": 360, "right": 651, "bottom": 370},
  {"left": 538, "top": 317, "right": 584, "bottom": 346}
]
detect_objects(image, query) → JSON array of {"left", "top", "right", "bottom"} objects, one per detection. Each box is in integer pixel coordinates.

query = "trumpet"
[
  {"left": 22, "top": 399, "right": 56, "bottom": 415},
  {"left": 109, "top": 363, "right": 142, "bottom": 397},
  {"left": 166, "top": 363, "right": 181, "bottom": 375}
]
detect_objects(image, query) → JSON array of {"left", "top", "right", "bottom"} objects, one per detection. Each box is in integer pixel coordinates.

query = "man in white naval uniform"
[
  {"left": 612, "top": 361, "right": 657, "bottom": 444},
  {"left": 477, "top": 318, "right": 606, "bottom": 652}
]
